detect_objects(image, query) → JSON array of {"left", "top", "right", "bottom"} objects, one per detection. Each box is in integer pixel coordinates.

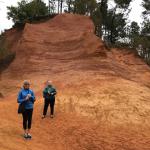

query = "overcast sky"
[{"left": 0, "top": 0, "right": 144, "bottom": 32}]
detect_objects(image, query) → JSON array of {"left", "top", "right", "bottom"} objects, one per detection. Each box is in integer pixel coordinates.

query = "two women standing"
[{"left": 17, "top": 80, "right": 57, "bottom": 139}]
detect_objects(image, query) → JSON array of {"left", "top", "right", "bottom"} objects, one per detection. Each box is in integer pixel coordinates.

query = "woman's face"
[
  {"left": 24, "top": 84, "right": 30, "bottom": 89},
  {"left": 47, "top": 84, "right": 52, "bottom": 88}
]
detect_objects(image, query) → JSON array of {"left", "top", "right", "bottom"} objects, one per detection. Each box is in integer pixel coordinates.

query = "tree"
[
  {"left": 130, "top": 22, "right": 140, "bottom": 36},
  {"left": 66, "top": 0, "right": 73, "bottom": 13},
  {"left": 129, "top": 21, "right": 140, "bottom": 47},
  {"left": 141, "top": 0, "right": 150, "bottom": 36},
  {"left": 103, "top": 0, "right": 132, "bottom": 43},
  {"left": 105, "top": 11, "right": 126, "bottom": 43},
  {"left": 99, "top": 0, "right": 108, "bottom": 26},
  {"left": 142, "top": 0, "right": 150, "bottom": 19},
  {"left": 73, "top": 0, "right": 87, "bottom": 15},
  {"left": 57, "top": 0, "right": 60, "bottom": 13},
  {"left": 141, "top": 21, "right": 150, "bottom": 35},
  {"left": 141, "top": 21, "right": 150, "bottom": 50},
  {"left": 92, "top": 4, "right": 102, "bottom": 37},
  {"left": 48, "top": 0, "right": 56, "bottom": 14},
  {"left": 86, "top": 0, "right": 97, "bottom": 16},
  {"left": 90, "top": 0, "right": 132, "bottom": 42},
  {"left": 73, "top": 0, "right": 97, "bottom": 16},
  {"left": 60, "top": 0, "right": 64, "bottom": 13},
  {"left": 114, "top": 0, "right": 132, "bottom": 9},
  {"left": 7, "top": 0, "right": 48, "bottom": 25}
]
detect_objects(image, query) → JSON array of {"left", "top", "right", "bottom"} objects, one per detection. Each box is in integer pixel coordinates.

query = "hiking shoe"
[
  {"left": 50, "top": 115, "right": 54, "bottom": 118},
  {"left": 27, "top": 133, "right": 32, "bottom": 139},
  {"left": 42, "top": 115, "right": 46, "bottom": 119},
  {"left": 23, "top": 133, "right": 28, "bottom": 139}
]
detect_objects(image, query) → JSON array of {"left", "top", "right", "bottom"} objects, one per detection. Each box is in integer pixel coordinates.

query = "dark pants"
[
  {"left": 22, "top": 109, "right": 33, "bottom": 130},
  {"left": 43, "top": 98, "right": 55, "bottom": 116}
]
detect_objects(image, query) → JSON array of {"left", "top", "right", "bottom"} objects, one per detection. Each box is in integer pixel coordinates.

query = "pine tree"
[
  {"left": 129, "top": 21, "right": 140, "bottom": 47},
  {"left": 7, "top": 0, "right": 48, "bottom": 24}
]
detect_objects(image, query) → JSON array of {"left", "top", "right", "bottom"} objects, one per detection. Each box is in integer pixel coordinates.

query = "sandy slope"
[{"left": 0, "top": 14, "right": 150, "bottom": 150}]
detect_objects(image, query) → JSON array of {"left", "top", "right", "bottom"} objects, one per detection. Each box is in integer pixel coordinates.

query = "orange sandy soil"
[{"left": 0, "top": 14, "right": 150, "bottom": 150}]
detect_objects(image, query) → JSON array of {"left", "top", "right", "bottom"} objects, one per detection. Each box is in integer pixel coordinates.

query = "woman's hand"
[
  {"left": 27, "top": 94, "right": 31, "bottom": 97},
  {"left": 25, "top": 96, "right": 29, "bottom": 100}
]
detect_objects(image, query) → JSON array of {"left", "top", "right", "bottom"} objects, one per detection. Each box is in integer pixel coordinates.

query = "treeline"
[
  {"left": 4, "top": 0, "right": 150, "bottom": 62},
  {"left": 49, "top": 0, "right": 150, "bottom": 63}
]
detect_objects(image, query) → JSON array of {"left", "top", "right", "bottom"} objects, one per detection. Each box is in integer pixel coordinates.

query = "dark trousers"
[
  {"left": 22, "top": 109, "right": 33, "bottom": 130},
  {"left": 43, "top": 98, "right": 55, "bottom": 116}
]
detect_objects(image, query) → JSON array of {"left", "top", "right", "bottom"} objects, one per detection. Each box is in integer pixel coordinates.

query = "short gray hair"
[
  {"left": 23, "top": 80, "right": 30, "bottom": 85},
  {"left": 47, "top": 80, "right": 52, "bottom": 85}
]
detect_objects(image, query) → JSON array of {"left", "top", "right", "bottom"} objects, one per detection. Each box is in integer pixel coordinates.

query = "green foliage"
[
  {"left": 105, "top": 11, "right": 126, "bottom": 43},
  {"left": 142, "top": 0, "right": 150, "bottom": 16},
  {"left": 48, "top": 0, "right": 56, "bottom": 14},
  {"left": 129, "top": 21, "right": 140, "bottom": 47},
  {"left": 7, "top": 0, "right": 48, "bottom": 25},
  {"left": 73, "top": 0, "right": 87, "bottom": 14},
  {"left": 134, "top": 36, "right": 150, "bottom": 49},
  {"left": 99, "top": 0, "right": 108, "bottom": 24},
  {"left": 73, "top": 0, "right": 97, "bottom": 15},
  {"left": 141, "top": 20, "right": 150, "bottom": 49},
  {"left": 130, "top": 21, "right": 140, "bottom": 36},
  {"left": 141, "top": 20, "right": 150, "bottom": 35},
  {"left": 127, "top": 20, "right": 149, "bottom": 50},
  {"left": 92, "top": 4, "right": 101, "bottom": 25},
  {"left": 93, "top": 0, "right": 132, "bottom": 42},
  {"left": 66, "top": 0, "right": 71, "bottom": 12},
  {"left": 114, "top": 0, "right": 132, "bottom": 9}
]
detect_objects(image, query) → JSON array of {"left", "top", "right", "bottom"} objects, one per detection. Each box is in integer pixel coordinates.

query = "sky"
[{"left": 0, "top": 0, "right": 145, "bottom": 32}]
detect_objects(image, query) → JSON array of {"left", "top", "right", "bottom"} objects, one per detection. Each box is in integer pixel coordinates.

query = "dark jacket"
[{"left": 43, "top": 86, "right": 57, "bottom": 100}]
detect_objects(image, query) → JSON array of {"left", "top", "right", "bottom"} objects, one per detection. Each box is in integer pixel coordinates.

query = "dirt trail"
[{"left": 0, "top": 14, "right": 150, "bottom": 150}]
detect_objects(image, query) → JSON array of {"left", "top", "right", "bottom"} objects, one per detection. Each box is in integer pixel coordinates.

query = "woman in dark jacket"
[
  {"left": 42, "top": 81, "right": 57, "bottom": 119},
  {"left": 17, "top": 80, "right": 35, "bottom": 139}
]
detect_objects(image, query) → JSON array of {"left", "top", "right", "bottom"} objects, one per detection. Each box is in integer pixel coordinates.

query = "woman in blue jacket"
[{"left": 17, "top": 80, "right": 35, "bottom": 139}]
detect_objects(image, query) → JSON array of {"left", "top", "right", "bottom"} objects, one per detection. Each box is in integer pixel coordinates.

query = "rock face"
[
  {"left": 4, "top": 14, "right": 106, "bottom": 76},
  {"left": 0, "top": 14, "right": 150, "bottom": 150}
]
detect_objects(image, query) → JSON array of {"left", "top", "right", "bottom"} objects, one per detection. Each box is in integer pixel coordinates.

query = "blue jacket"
[{"left": 17, "top": 88, "right": 35, "bottom": 110}]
